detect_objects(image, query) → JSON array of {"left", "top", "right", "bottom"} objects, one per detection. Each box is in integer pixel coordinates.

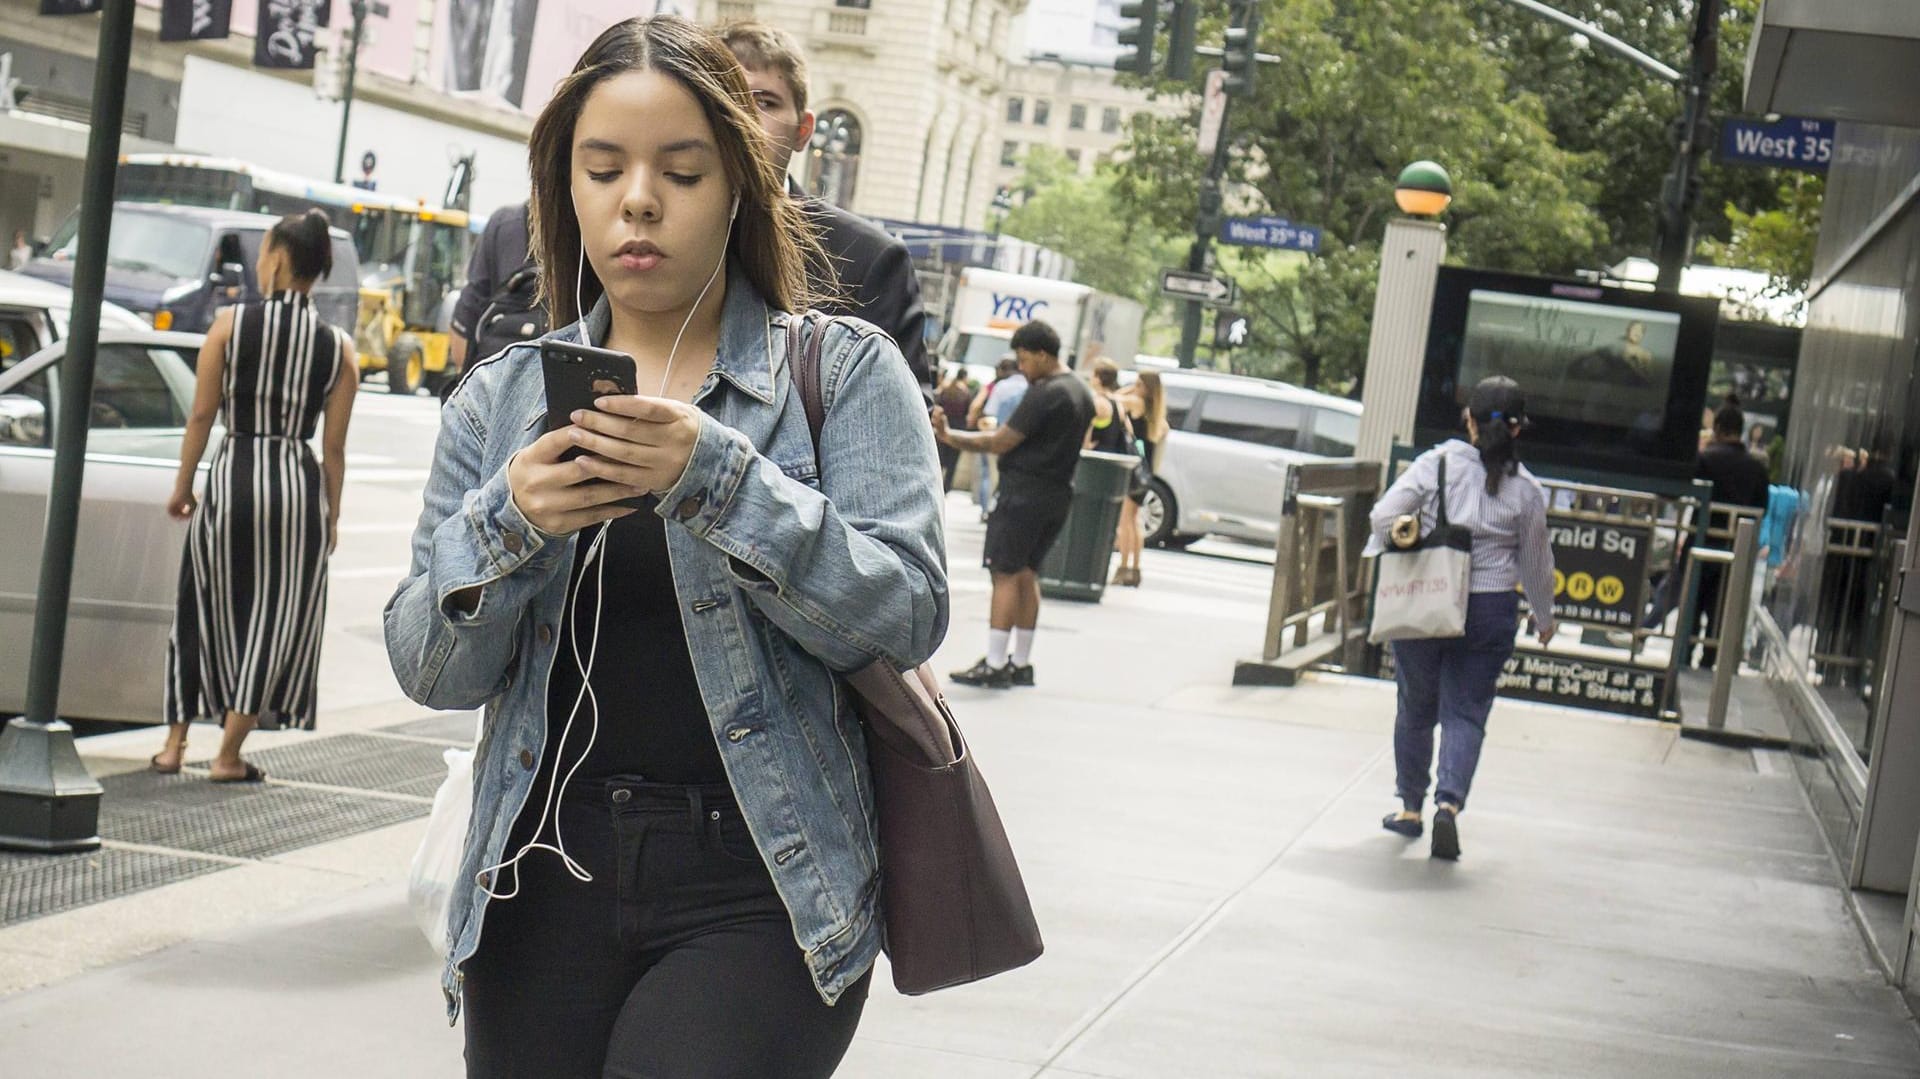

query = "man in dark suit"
[{"left": 720, "top": 21, "right": 932, "bottom": 393}]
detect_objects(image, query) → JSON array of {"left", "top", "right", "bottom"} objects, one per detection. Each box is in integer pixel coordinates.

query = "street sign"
[
  {"left": 1717, "top": 116, "right": 1833, "bottom": 173},
  {"left": 1219, "top": 215, "right": 1322, "bottom": 253},
  {"left": 1160, "top": 268, "right": 1236, "bottom": 307},
  {"left": 1197, "top": 70, "right": 1226, "bottom": 158},
  {"left": 1213, "top": 309, "right": 1249, "bottom": 349}
]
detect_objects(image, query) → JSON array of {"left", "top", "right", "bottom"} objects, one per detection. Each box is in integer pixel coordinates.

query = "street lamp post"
[
  {"left": 0, "top": 0, "right": 137, "bottom": 851},
  {"left": 332, "top": 0, "right": 385, "bottom": 186}
]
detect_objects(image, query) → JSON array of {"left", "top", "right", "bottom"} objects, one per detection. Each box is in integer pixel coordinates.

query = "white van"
[{"left": 1139, "top": 370, "right": 1362, "bottom": 548}]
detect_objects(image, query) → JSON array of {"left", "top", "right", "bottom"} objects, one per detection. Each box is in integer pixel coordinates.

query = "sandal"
[
  {"left": 149, "top": 752, "right": 183, "bottom": 776},
  {"left": 209, "top": 761, "right": 267, "bottom": 784},
  {"left": 1382, "top": 810, "right": 1422, "bottom": 838}
]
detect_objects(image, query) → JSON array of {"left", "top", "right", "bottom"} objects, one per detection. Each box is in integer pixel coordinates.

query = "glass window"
[
  {"left": 1006, "top": 97, "right": 1024, "bottom": 124},
  {"left": 1069, "top": 104, "right": 1087, "bottom": 130},
  {"left": 91, "top": 344, "right": 186, "bottom": 430},
  {"left": 1305, "top": 408, "right": 1360, "bottom": 457},
  {"left": 1102, "top": 106, "right": 1122, "bottom": 134},
  {"left": 1066, "top": 149, "right": 1082, "bottom": 168},
  {"left": 1033, "top": 100, "right": 1051, "bottom": 126},
  {"left": 0, "top": 314, "right": 39, "bottom": 375},
  {"left": 803, "top": 110, "right": 864, "bottom": 208},
  {"left": 45, "top": 211, "right": 211, "bottom": 281},
  {"left": 1000, "top": 141, "right": 1020, "bottom": 167},
  {"left": 1197, "top": 393, "right": 1303, "bottom": 449},
  {"left": 1164, "top": 384, "right": 1199, "bottom": 430},
  {"left": 835, "top": 0, "right": 870, "bottom": 7}
]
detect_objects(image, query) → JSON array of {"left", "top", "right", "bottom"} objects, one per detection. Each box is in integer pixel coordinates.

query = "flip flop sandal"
[
  {"left": 209, "top": 762, "right": 267, "bottom": 784},
  {"left": 149, "top": 753, "right": 183, "bottom": 776},
  {"left": 1381, "top": 812, "right": 1423, "bottom": 839}
]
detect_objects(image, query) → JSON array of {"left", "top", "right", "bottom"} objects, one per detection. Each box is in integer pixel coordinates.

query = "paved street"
[{"left": 0, "top": 391, "right": 1917, "bottom": 1077}]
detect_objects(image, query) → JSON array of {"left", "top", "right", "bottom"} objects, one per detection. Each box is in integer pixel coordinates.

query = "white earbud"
[{"left": 730, "top": 191, "right": 740, "bottom": 221}]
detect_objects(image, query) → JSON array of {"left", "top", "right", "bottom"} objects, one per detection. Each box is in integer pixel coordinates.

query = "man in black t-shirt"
[{"left": 932, "top": 320, "right": 1095, "bottom": 688}]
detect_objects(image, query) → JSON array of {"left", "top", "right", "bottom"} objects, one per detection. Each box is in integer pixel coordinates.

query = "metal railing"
[{"left": 1253, "top": 461, "right": 1381, "bottom": 672}]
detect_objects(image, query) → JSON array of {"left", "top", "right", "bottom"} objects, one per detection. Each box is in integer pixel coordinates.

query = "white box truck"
[{"left": 940, "top": 267, "right": 1143, "bottom": 371}]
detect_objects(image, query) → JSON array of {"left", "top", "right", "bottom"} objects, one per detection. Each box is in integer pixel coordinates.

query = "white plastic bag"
[{"left": 408, "top": 745, "right": 474, "bottom": 953}]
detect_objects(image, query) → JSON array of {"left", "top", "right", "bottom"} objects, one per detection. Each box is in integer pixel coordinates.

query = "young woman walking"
[
  {"left": 383, "top": 17, "right": 946, "bottom": 1076},
  {"left": 155, "top": 209, "right": 356, "bottom": 780},
  {"left": 1112, "top": 370, "right": 1166, "bottom": 587},
  {"left": 1367, "top": 377, "right": 1555, "bottom": 860}
]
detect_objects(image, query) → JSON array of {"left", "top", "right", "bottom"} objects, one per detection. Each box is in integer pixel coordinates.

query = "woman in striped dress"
[{"left": 151, "top": 209, "right": 358, "bottom": 782}]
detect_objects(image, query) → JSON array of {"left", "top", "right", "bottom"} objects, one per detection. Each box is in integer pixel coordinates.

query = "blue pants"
[{"left": 1389, "top": 591, "right": 1519, "bottom": 812}]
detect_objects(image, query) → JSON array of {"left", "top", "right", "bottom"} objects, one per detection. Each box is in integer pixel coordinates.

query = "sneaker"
[
  {"left": 1430, "top": 804, "right": 1461, "bottom": 860},
  {"left": 950, "top": 657, "right": 1013, "bottom": 689},
  {"left": 1008, "top": 662, "right": 1034, "bottom": 687}
]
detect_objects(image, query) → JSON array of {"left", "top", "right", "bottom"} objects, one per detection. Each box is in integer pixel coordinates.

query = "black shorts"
[{"left": 984, "top": 488, "right": 1071, "bottom": 574}]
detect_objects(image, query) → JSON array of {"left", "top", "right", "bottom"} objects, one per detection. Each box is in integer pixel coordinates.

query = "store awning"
[
  {"left": 1744, "top": 0, "right": 1920, "bottom": 128},
  {"left": 0, "top": 109, "right": 172, "bottom": 163}
]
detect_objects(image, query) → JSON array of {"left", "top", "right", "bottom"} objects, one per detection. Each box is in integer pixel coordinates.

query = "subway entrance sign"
[{"left": 1546, "top": 521, "right": 1651, "bottom": 629}]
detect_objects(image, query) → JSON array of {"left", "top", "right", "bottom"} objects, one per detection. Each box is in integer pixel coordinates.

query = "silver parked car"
[
  {"left": 0, "top": 270, "right": 203, "bottom": 724},
  {"left": 1138, "top": 370, "right": 1362, "bottom": 548}
]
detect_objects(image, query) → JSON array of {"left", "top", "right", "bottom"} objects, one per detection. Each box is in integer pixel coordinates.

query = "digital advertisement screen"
[
  {"left": 1416, "top": 268, "right": 1720, "bottom": 482},
  {"left": 1460, "top": 291, "right": 1683, "bottom": 431}
]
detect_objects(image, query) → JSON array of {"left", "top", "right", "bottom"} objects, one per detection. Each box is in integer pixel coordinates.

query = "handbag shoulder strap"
[
  {"left": 1434, "top": 453, "right": 1452, "bottom": 530},
  {"left": 789, "top": 310, "right": 830, "bottom": 462}
]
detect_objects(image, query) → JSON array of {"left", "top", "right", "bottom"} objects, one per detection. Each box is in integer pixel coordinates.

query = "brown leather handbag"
[{"left": 789, "top": 312, "right": 1044, "bottom": 995}]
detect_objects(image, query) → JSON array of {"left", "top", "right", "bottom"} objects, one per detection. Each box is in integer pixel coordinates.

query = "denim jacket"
[{"left": 383, "top": 269, "right": 948, "bottom": 1021}]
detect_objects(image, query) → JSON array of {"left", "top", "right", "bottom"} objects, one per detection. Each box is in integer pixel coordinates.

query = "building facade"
[
  {"left": 993, "top": 58, "right": 1155, "bottom": 185},
  {"left": 696, "top": 0, "right": 1022, "bottom": 231},
  {"left": 1742, "top": 3, "right": 1920, "bottom": 1017}
]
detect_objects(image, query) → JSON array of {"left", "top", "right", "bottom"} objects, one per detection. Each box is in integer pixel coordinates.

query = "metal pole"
[
  {"left": 333, "top": 0, "right": 368, "bottom": 186},
  {"left": 1706, "top": 518, "right": 1758, "bottom": 730},
  {"left": 1490, "top": 0, "right": 1682, "bottom": 84},
  {"left": 0, "top": 0, "right": 136, "bottom": 852},
  {"left": 1654, "top": 0, "right": 1721, "bottom": 294}
]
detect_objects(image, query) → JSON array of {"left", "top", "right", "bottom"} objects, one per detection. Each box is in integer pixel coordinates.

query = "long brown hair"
[
  {"left": 526, "top": 15, "right": 829, "bottom": 325},
  {"left": 1134, "top": 371, "right": 1169, "bottom": 442}
]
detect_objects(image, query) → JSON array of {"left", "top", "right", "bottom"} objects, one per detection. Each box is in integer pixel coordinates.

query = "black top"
[
  {"left": 1087, "top": 394, "right": 1134, "bottom": 455},
  {"left": 1000, "top": 371, "right": 1096, "bottom": 499},
  {"left": 1695, "top": 440, "right": 1771, "bottom": 509},
  {"left": 795, "top": 186, "right": 932, "bottom": 395},
  {"left": 539, "top": 508, "right": 726, "bottom": 787},
  {"left": 450, "top": 202, "right": 531, "bottom": 341}
]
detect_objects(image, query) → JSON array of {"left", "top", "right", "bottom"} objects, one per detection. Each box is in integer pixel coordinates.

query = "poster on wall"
[
  {"left": 254, "top": 0, "right": 329, "bottom": 69},
  {"left": 160, "top": 0, "right": 234, "bottom": 41},
  {"left": 434, "top": 0, "right": 692, "bottom": 113},
  {"left": 1459, "top": 289, "right": 1684, "bottom": 432}
]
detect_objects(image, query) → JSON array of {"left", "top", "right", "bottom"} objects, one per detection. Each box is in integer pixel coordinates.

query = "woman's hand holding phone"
[
  {"left": 563, "top": 395, "right": 704, "bottom": 496},
  {"left": 506, "top": 429, "right": 647, "bottom": 536}
]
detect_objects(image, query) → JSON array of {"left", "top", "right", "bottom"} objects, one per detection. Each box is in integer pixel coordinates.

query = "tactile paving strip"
[
  {"left": 244, "top": 733, "right": 456, "bottom": 799},
  {"left": 378, "top": 712, "right": 480, "bottom": 746},
  {"left": 0, "top": 847, "right": 228, "bottom": 928},
  {"left": 98, "top": 769, "right": 427, "bottom": 860}
]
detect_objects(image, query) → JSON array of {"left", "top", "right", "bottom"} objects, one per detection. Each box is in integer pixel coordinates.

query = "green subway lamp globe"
[{"left": 1394, "top": 160, "right": 1453, "bottom": 217}]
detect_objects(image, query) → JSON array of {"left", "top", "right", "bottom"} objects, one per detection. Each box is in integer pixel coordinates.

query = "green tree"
[
  {"left": 1699, "top": 172, "right": 1823, "bottom": 300},
  {"left": 997, "top": 147, "right": 1183, "bottom": 305},
  {"left": 1114, "top": 0, "right": 1605, "bottom": 393}
]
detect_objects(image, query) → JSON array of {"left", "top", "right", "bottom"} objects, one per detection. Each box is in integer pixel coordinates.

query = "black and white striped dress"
[{"left": 165, "top": 291, "right": 344, "bottom": 730}]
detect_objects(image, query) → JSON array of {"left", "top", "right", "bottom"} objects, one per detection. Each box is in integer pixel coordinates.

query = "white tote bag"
[
  {"left": 408, "top": 731, "right": 477, "bottom": 953},
  {"left": 1369, "top": 456, "right": 1474, "bottom": 644}
]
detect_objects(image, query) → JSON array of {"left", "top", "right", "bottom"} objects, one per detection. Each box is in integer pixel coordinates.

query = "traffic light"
[
  {"left": 1115, "top": 0, "right": 1159, "bottom": 78},
  {"left": 1166, "top": 0, "right": 1197, "bottom": 81},
  {"left": 1214, "top": 310, "right": 1250, "bottom": 350},
  {"left": 1222, "top": 0, "right": 1260, "bottom": 97}
]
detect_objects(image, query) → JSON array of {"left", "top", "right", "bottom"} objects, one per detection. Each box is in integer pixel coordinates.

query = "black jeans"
[{"left": 463, "top": 777, "right": 871, "bottom": 1078}]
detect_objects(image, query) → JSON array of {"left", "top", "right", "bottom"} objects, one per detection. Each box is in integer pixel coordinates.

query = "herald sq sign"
[{"left": 1543, "top": 520, "right": 1650, "bottom": 629}]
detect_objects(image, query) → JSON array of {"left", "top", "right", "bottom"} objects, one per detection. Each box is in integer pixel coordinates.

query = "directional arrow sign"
[{"left": 1160, "top": 268, "right": 1236, "bottom": 307}]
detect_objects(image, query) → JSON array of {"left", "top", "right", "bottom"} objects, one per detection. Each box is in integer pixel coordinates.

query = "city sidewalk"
[{"left": 2, "top": 499, "right": 1918, "bottom": 1077}]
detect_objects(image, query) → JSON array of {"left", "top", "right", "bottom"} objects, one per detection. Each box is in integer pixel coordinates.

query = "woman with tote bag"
[{"left": 1365, "top": 377, "right": 1557, "bottom": 860}]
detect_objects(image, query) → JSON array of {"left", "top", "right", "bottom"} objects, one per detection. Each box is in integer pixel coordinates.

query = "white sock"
[
  {"left": 1010, "top": 627, "right": 1034, "bottom": 667},
  {"left": 987, "top": 628, "right": 1011, "bottom": 667}
]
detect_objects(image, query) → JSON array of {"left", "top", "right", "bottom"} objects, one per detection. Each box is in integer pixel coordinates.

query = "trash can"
[{"left": 1039, "top": 450, "right": 1139, "bottom": 602}]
